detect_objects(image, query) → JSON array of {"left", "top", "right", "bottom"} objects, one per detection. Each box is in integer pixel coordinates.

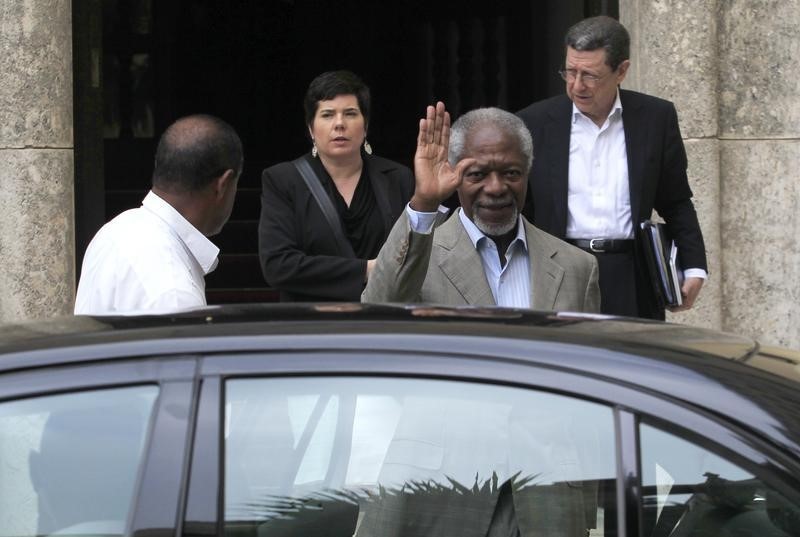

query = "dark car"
[{"left": 0, "top": 303, "right": 799, "bottom": 537}]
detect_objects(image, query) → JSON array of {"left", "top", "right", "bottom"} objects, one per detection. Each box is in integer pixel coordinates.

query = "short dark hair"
[
  {"left": 564, "top": 15, "right": 630, "bottom": 71},
  {"left": 152, "top": 114, "right": 243, "bottom": 193},
  {"left": 303, "top": 70, "right": 371, "bottom": 128}
]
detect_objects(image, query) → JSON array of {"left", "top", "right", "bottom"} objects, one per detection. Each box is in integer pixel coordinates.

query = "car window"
[
  {"left": 640, "top": 422, "right": 800, "bottom": 537},
  {"left": 0, "top": 386, "right": 158, "bottom": 537},
  {"left": 224, "top": 377, "right": 617, "bottom": 537}
]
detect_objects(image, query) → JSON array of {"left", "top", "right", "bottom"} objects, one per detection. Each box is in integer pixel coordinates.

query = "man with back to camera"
[
  {"left": 74, "top": 114, "right": 242, "bottom": 315},
  {"left": 363, "top": 102, "right": 599, "bottom": 313},
  {"left": 517, "top": 15, "right": 707, "bottom": 319}
]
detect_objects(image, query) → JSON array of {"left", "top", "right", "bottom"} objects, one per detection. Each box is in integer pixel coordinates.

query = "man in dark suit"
[{"left": 517, "top": 15, "right": 707, "bottom": 319}]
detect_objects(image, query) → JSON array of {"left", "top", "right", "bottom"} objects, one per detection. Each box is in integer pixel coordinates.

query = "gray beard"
[{"left": 472, "top": 204, "right": 519, "bottom": 238}]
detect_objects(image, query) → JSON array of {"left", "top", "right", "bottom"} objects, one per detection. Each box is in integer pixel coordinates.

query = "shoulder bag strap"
[{"left": 293, "top": 157, "right": 356, "bottom": 258}]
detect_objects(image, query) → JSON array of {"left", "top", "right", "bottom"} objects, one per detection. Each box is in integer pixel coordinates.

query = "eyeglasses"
[{"left": 558, "top": 69, "right": 613, "bottom": 87}]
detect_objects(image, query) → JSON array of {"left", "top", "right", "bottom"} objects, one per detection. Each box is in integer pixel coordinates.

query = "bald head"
[{"left": 152, "top": 114, "right": 243, "bottom": 193}]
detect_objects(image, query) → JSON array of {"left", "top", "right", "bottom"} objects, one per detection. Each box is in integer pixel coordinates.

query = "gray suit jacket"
[
  {"left": 354, "top": 395, "right": 601, "bottom": 537},
  {"left": 362, "top": 209, "right": 600, "bottom": 313}
]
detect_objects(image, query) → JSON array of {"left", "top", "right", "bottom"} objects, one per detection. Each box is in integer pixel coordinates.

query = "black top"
[
  {"left": 258, "top": 152, "right": 414, "bottom": 302},
  {"left": 309, "top": 155, "right": 385, "bottom": 259}
]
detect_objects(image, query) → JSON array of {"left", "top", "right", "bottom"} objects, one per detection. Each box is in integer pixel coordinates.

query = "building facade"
[
  {"left": 2, "top": 0, "right": 799, "bottom": 347},
  {"left": 620, "top": 0, "right": 800, "bottom": 346}
]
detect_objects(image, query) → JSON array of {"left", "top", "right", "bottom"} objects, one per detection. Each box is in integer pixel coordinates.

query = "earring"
[
  {"left": 363, "top": 139, "right": 373, "bottom": 155},
  {"left": 311, "top": 141, "right": 318, "bottom": 158}
]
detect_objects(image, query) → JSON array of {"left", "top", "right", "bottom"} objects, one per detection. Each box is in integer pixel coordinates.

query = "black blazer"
[
  {"left": 258, "top": 153, "right": 414, "bottom": 302},
  {"left": 517, "top": 89, "right": 707, "bottom": 317}
]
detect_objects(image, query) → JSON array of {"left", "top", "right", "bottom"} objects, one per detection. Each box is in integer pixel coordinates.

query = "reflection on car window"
[
  {"left": 224, "top": 377, "right": 617, "bottom": 537},
  {"left": 0, "top": 386, "right": 158, "bottom": 537},
  {"left": 640, "top": 423, "right": 800, "bottom": 537}
]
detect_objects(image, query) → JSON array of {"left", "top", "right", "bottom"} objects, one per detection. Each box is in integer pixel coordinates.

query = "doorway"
[{"left": 73, "top": 0, "right": 618, "bottom": 303}]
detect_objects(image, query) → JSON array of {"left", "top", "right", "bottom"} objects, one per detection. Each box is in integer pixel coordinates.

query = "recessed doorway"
[{"left": 73, "top": 0, "right": 618, "bottom": 302}]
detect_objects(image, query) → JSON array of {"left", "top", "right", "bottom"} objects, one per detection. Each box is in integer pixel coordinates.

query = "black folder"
[{"left": 639, "top": 220, "right": 684, "bottom": 307}]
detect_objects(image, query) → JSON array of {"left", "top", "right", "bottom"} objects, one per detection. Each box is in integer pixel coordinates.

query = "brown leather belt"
[{"left": 567, "top": 238, "right": 634, "bottom": 253}]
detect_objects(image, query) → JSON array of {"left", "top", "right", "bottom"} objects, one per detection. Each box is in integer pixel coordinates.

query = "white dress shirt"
[
  {"left": 406, "top": 205, "right": 531, "bottom": 307},
  {"left": 567, "top": 91, "right": 707, "bottom": 280},
  {"left": 75, "top": 191, "right": 220, "bottom": 315},
  {"left": 567, "top": 92, "right": 631, "bottom": 240}
]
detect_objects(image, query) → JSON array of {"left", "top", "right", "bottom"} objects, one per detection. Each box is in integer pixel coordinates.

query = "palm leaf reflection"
[
  {"left": 234, "top": 472, "right": 540, "bottom": 537},
  {"left": 236, "top": 488, "right": 362, "bottom": 536}
]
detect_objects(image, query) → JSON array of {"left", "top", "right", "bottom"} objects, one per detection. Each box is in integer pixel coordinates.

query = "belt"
[{"left": 567, "top": 238, "right": 634, "bottom": 253}]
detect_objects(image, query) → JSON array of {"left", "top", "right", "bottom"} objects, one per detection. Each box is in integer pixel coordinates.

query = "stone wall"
[
  {"left": 0, "top": 0, "right": 75, "bottom": 322},
  {"left": 621, "top": 0, "right": 800, "bottom": 347},
  {"left": 718, "top": 1, "right": 800, "bottom": 347},
  {"left": 620, "top": 0, "right": 722, "bottom": 331}
]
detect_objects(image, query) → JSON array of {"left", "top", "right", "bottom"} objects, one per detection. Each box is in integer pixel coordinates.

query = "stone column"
[
  {"left": 0, "top": 0, "right": 75, "bottom": 322},
  {"left": 717, "top": 1, "right": 800, "bottom": 347},
  {"left": 620, "top": 0, "right": 723, "bottom": 330},
  {"left": 621, "top": 1, "right": 800, "bottom": 347}
]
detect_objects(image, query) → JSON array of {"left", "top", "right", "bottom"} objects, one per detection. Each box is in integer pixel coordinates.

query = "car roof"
[
  {"left": 0, "top": 303, "right": 776, "bottom": 354},
  {"left": 0, "top": 302, "right": 791, "bottom": 369},
  {"left": 2, "top": 303, "right": 800, "bottom": 459},
  {"left": 0, "top": 302, "right": 764, "bottom": 363}
]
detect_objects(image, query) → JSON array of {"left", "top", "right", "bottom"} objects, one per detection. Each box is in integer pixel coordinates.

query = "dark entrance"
[{"left": 73, "top": 0, "right": 618, "bottom": 303}]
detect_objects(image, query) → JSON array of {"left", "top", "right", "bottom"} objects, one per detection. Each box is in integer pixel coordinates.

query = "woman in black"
[{"left": 258, "top": 70, "right": 414, "bottom": 301}]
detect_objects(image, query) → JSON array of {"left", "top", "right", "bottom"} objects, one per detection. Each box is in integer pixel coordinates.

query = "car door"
[
  {"left": 637, "top": 418, "right": 800, "bottom": 537},
  {"left": 184, "top": 345, "right": 621, "bottom": 537},
  {"left": 0, "top": 355, "right": 197, "bottom": 537},
  {"left": 182, "top": 343, "right": 800, "bottom": 537}
]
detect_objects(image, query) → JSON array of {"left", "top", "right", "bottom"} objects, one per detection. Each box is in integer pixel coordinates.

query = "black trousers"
[{"left": 588, "top": 250, "right": 640, "bottom": 318}]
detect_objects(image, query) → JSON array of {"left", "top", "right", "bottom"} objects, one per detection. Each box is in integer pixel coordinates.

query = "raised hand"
[{"left": 410, "top": 102, "right": 474, "bottom": 212}]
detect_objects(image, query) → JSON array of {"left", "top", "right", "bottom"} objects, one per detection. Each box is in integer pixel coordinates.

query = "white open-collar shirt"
[
  {"left": 74, "top": 191, "right": 219, "bottom": 315},
  {"left": 567, "top": 91, "right": 706, "bottom": 279},
  {"left": 567, "top": 91, "right": 631, "bottom": 240}
]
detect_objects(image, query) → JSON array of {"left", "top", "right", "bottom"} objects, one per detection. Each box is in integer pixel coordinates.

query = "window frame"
[
  {"left": 0, "top": 356, "right": 198, "bottom": 537},
  {"left": 181, "top": 347, "right": 800, "bottom": 537},
  {"left": 636, "top": 412, "right": 800, "bottom": 534}
]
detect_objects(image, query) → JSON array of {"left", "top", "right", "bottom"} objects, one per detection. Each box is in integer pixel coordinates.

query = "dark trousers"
[{"left": 588, "top": 250, "right": 640, "bottom": 318}]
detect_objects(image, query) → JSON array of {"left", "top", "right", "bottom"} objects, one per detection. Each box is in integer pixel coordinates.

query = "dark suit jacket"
[
  {"left": 258, "top": 153, "right": 414, "bottom": 302},
  {"left": 517, "top": 89, "right": 707, "bottom": 318}
]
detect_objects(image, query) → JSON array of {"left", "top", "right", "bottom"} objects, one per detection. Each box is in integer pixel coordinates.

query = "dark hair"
[
  {"left": 303, "top": 70, "right": 371, "bottom": 128},
  {"left": 152, "top": 114, "right": 243, "bottom": 192},
  {"left": 564, "top": 15, "right": 630, "bottom": 71}
]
